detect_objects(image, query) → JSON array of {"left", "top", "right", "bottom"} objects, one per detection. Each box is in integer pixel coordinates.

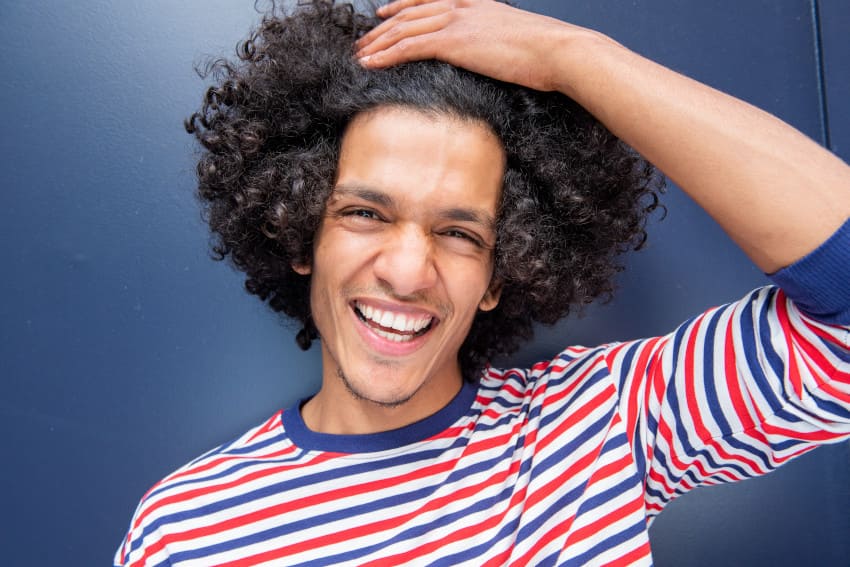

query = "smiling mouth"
[{"left": 352, "top": 301, "right": 435, "bottom": 343}]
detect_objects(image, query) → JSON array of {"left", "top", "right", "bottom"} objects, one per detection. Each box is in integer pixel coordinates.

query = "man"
[{"left": 117, "top": 1, "right": 850, "bottom": 565}]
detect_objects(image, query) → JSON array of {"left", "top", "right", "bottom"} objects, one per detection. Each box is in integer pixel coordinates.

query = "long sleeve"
[{"left": 605, "top": 219, "right": 850, "bottom": 518}]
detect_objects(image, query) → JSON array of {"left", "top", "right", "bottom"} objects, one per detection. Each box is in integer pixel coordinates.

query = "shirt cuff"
[{"left": 768, "top": 217, "right": 850, "bottom": 325}]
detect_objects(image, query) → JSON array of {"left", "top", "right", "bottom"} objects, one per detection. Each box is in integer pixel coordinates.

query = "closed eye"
[{"left": 442, "top": 229, "right": 483, "bottom": 247}]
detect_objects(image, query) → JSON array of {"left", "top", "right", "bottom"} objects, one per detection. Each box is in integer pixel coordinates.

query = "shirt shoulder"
[
  {"left": 115, "top": 411, "right": 294, "bottom": 565},
  {"left": 478, "top": 344, "right": 617, "bottom": 412}
]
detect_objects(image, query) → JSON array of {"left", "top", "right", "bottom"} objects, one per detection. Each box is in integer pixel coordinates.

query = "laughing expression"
[{"left": 296, "top": 106, "right": 505, "bottom": 433}]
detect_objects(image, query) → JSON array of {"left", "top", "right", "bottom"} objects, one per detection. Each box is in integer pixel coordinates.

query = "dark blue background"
[{"left": 1, "top": 1, "right": 848, "bottom": 565}]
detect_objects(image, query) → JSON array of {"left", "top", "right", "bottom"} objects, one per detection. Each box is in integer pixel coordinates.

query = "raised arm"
[{"left": 356, "top": 0, "right": 850, "bottom": 273}]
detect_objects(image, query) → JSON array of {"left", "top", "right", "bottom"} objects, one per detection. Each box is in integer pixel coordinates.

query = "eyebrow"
[
  {"left": 332, "top": 184, "right": 497, "bottom": 231},
  {"left": 441, "top": 207, "right": 496, "bottom": 231},
  {"left": 332, "top": 185, "right": 393, "bottom": 208}
]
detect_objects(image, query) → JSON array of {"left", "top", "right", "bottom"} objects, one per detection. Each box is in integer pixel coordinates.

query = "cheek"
[
  {"left": 314, "top": 232, "right": 368, "bottom": 272},
  {"left": 443, "top": 263, "right": 495, "bottom": 310}
]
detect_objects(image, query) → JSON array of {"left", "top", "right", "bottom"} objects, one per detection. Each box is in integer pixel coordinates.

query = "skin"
[
  {"left": 296, "top": 107, "right": 504, "bottom": 435},
  {"left": 357, "top": 0, "right": 850, "bottom": 273}
]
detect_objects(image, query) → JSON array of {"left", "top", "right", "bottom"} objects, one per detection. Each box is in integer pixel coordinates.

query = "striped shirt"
[{"left": 116, "top": 225, "right": 850, "bottom": 566}]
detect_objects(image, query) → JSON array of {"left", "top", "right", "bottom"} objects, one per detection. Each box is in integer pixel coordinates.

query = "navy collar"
[{"left": 282, "top": 380, "right": 478, "bottom": 453}]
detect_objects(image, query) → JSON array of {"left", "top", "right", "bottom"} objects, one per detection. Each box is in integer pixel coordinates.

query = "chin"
[{"left": 337, "top": 366, "right": 424, "bottom": 409}]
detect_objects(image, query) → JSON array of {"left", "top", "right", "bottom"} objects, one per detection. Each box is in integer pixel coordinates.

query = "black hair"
[{"left": 185, "top": 0, "right": 664, "bottom": 378}]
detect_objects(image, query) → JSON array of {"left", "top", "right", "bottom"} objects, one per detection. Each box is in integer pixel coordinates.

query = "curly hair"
[{"left": 185, "top": 0, "right": 664, "bottom": 380}]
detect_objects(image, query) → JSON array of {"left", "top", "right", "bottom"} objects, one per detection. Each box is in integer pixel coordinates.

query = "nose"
[{"left": 373, "top": 223, "right": 438, "bottom": 298}]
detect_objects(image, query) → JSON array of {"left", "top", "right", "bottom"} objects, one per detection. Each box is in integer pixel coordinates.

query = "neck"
[{"left": 301, "top": 371, "right": 463, "bottom": 435}]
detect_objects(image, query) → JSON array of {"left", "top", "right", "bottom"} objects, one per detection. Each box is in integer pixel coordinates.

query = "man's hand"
[
  {"left": 355, "top": 0, "right": 598, "bottom": 93},
  {"left": 356, "top": 0, "right": 850, "bottom": 273}
]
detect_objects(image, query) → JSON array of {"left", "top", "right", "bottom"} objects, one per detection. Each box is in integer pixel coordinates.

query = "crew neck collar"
[{"left": 282, "top": 380, "right": 479, "bottom": 453}]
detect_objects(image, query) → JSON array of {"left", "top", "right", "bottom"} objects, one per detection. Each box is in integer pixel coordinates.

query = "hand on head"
[{"left": 355, "top": 0, "right": 586, "bottom": 92}]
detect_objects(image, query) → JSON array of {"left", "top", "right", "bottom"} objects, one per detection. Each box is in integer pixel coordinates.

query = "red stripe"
[
  {"left": 514, "top": 417, "right": 630, "bottom": 565},
  {"left": 246, "top": 412, "right": 282, "bottom": 443},
  {"left": 743, "top": 297, "right": 848, "bottom": 444},
  {"left": 132, "top": 449, "right": 336, "bottom": 537},
  {"left": 537, "top": 383, "right": 616, "bottom": 454},
  {"left": 776, "top": 293, "right": 848, "bottom": 388},
  {"left": 525, "top": 442, "right": 597, "bottom": 511},
  {"left": 759, "top": 421, "right": 844, "bottom": 443},
  {"left": 428, "top": 419, "right": 475, "bottom": 441},
  {"left": 655, "top": 412, "right": 739, "bottom": 486},
  {"left": 709, "top": 314, "right": 770, "bottom": 474},
  {"left": 225, "top": 450, "right": 525, "bottom": 566},
  {"left": 361, "top": 462, "right": 528, "bottom": 566},
  {"left": 613, "top": 337, "right": 662, "bottom": 451},
  {"left": 480, "top": 542, "right": 515, "bottom": 567},
  {"left": 723, "top": 316, "right": 758, "bottom": 434},
  {"left": 563, "top": 493, "right": 644, "bottom": 555},
  {"left": 774, "top": 294, "right": 805, "bottom": 398},
  {"left": 135, "top": 452, "right": 342, "bottom": 564},
  {"left": 140, "top": 421, "right": 526, "bottom": 564},
  {"left": 169, "top": 444, "right": 298, "bottom": 485},
  {"left": 650, "top": 312, "right": 765, "bottom": 491},
  {"left": 501, "top": 381, "right": 525, "bottom": 400},
  {"left": 606, "top": 539, "right": 652, "bottom": 567},
  {"left": 643, "top": 344, "right": 666, "bottom": 468}
]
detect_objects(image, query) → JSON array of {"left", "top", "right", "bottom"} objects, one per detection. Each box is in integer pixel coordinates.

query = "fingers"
[
  {"left": 358, "top": 29, "right": 442, "bottom": 68},
  {"left": 357, "top": 13, "right": 451, "bottom": 63},
  {"left": 357, "top": 0, "right": 564, "bottom": 91},
  {"left": 357, "top": 2, "right": 449, "bottom": 53},
  {"left": 376, "top": 0, "right": 436, "bottom": 19}
]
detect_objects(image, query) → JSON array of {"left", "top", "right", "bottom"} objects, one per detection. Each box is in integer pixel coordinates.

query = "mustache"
[{"left": 339, "top": 284, "right": 452, "bottom": 319}]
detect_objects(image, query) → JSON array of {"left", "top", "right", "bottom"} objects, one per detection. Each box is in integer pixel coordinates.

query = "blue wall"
[{"left": 1, "top": 1, "right": 847, "bottom": 565}]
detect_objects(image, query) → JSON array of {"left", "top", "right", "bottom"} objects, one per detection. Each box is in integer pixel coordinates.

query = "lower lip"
[{"left": 351, "top": 307, "right": 434, "bottom": 357}]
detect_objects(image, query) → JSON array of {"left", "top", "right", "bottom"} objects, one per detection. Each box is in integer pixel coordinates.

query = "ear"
[
  {"left": 292, "top": 262, "right": 312, "bottom": 276},
  {"left": 478, "top": 280, "right": 502, "bottom": 312}
]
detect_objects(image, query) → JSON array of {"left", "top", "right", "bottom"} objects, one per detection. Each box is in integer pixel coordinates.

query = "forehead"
[{"left": 334, "top": 106, "right": 506, "bottom": 214}]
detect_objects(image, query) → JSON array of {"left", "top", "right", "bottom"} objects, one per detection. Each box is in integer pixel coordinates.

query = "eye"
[
  {"left": 442, "top": 229, "right": 483, "bottom": 247},
  {"left": 342, "top": 208, "right": 383, "bottom": 221}
]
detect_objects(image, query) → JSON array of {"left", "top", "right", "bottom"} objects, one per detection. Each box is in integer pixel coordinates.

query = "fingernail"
[{"left": 359, "top": 55, "right": 372, "bottom": 65}]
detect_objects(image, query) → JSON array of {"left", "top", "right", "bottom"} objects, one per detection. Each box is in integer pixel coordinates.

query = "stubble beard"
[{"left": 336, "top": 367, "right": 423, "bottom": 409}]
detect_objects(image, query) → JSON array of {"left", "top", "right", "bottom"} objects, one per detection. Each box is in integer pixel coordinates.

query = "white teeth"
[
  {"left": 355, "top": 302, "right": 433, "bottom": 336},
  {"left": 373, "top": 327, "right": 413, "bottom": 342},
  {"left": 379, "top": 311, "right": 395, "bottom": 328}
]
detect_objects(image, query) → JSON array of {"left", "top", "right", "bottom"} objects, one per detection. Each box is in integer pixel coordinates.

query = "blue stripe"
[
  {"left": 738, "top": 291, "right": 786, "bottom": 416},
  {"left": 615, "top": 340, "right": 640, "bottom": 395},
  {"left": 201, "top": 441, "right": 528, "bottom": 566},
  {"left": 135, "top": 437, "right": 472, "bottom": 552},
  {"left": 539, "top": 366, "right": 610, "bottom": 431},
  {"left": 306, "top": 483, "right": 522, "bottom": 566},
  {"left": 144, "top": 445, "right": 310, "bottom": 503},
  {"left": 564, "top": 517, "right": 646, "bottom": 566},
  {"left": 700, "top": 306, "right": 775, "bottom": 472},
  {"left": 802, "top": 395, "right": 850, "bottom": 419},
  {"left": 514, "top": 407, "right": 617, "bottom": 546},
  {"left": 754, "top": 289, "right": 788, "bottom": 386},
  {"left": 659, "top": 316, "right": 754, "bottom": 482},
  {"left": 571, "top": 437, "right": 640, "bottom": 517},
  {"left": 622, "top": 340, "right": 649, "bottom": 483},
  {"left": 700, "top": 307, "right": 730, "bottom": 433}
]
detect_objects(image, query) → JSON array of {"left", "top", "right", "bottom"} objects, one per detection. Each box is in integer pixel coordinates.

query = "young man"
[{"left": 117, "top": 1, "right": 850, "bottom": 564}]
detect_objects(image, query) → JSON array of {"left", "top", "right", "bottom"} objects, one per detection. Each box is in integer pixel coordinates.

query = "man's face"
[{"left": 296, "top": 106, "right": 505, "bottom": 416}]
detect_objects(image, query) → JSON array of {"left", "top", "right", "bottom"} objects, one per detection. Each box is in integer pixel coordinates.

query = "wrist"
[{"left": 548, "top": 28, "right": 628, "bottom": 101}]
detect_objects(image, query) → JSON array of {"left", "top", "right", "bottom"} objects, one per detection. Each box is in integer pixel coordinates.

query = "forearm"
[
  {"left": 359, "top": 1, "right": 850, "bottom": 272},
  {"left": 550, "top": 30, "right": 850, "bottom": 273}
]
